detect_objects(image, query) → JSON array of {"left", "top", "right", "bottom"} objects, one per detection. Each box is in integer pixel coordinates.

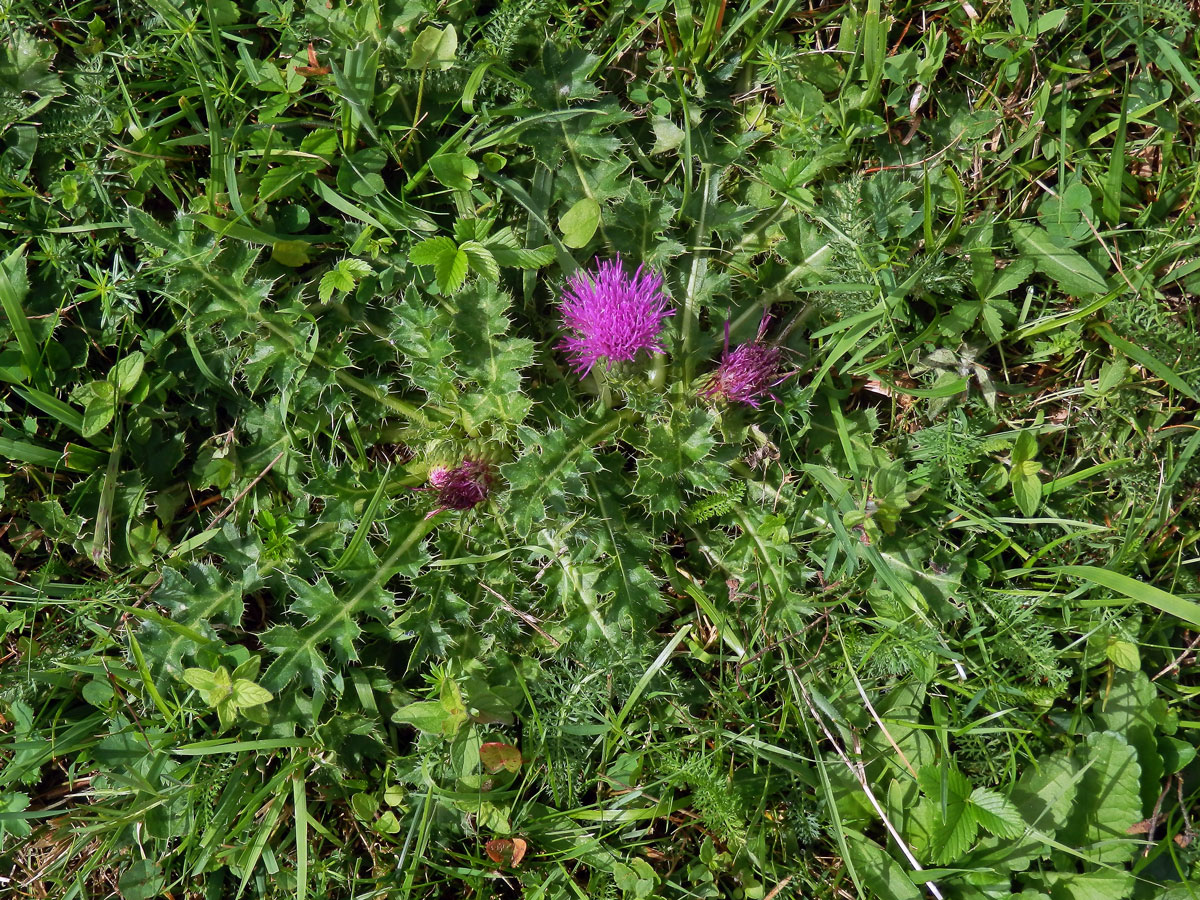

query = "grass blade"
[{"left": 1052, "top": 565, "right": 1200, "bottom": 629}]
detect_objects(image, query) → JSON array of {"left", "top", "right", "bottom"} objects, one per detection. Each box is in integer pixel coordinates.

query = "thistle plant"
[
  {"left": 558, "top": 257, "right": 675, "bottom": 376},
  {"left": 7, "top": 5, "right": 1194, "bottom": 898}
]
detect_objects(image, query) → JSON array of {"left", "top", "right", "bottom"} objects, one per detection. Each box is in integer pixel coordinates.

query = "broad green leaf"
[
  {"left": 1012, "top": 470, "right": 1041, "bottom": 517},
  {"left": 1038, "top": 870, "right": 1134, "bottom": 900},
  {"left": 1012, "top": 429, "right": 1037, "bottom": 466},
  {"left": 650, "top": 116, "right": 686, "bottom": 154},
  {"left": 461, "top": 241, "right": 500, "bottom": 282},
  {"left": 183, "top": 667, "right": 221, "bottom": 694},
  {"left": 479, "top": 742, "right": 522, "bottom": 774},
  {"left": 559, "top": 197, "right": 601, "bottom": 248},
  {"left": 392, "top": 700, "right": 452, "bottom": 733},
  {"left": 429, "top": 154, "right": 478, "bottom": 190},
  {"left": 1010, "top": 222, "right": 1108, "bottom": 296},
  {"left": 118, "top": 859, "right": 164, "bottom": 900},
  {"left": 231, "top": 680, "right": 273, "bottom": 707},
  {"left": 271, "top": 240, "right": 311, "bottom": 267},
  {"left": 216, "top": 698, "right": 236, "bottom": 731},
  {"left": 842, "top": 829, "right": 922, "bottom": 900},
  {"left": 184, "top": 666, "right": 231, "bottom": 705},
  {"left": 406, "top": 25, "right": 457, "bottom": 70},
  {"left": 109, "top": 351, "right": 145, "bottom": 396},
  {"left": 82, "top": 383, "right": 116, "bottom": 438},
  {"left": 1096, "top": 359, "right": 1127, "bottom": 394},
  {"left": 1105, "top": 639, "right": 1139, "bottom": 671}
]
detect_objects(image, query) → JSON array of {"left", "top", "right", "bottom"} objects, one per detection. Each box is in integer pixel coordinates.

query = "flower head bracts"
[
  {"left": 558, "top": 257, "right": 674, "bottom": 376},
  {"left": 702, "top": 317, "right": 790, "bottom": 408},
  {"left": 426, "top": 458, "right": 494, "bottom": 518}
]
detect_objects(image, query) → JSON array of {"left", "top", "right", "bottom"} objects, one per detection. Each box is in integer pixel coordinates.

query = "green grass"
[{"left": 2, "top": 0, "right": 1200, "bottom": 898}]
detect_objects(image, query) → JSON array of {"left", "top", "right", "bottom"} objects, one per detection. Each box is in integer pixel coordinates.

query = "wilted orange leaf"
[
  {"left": 479, "top": 741, "right": 522, "bottom": 774},
  {"left": 485, "top": 837, "right": 527, "bottom": 866}
]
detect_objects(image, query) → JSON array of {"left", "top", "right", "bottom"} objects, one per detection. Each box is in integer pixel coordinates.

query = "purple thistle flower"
[
  {"left": 425, "top": 458, "right": 493, "bottom": 518},
  {"left": 702, "top": 319, "right": 789, "bottom": 408},
  {"left": 558, "top": 256, "right": 675, "bottom": 376}
]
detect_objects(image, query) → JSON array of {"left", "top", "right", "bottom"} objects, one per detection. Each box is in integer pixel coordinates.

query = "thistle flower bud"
[
  {"left": 702, "top": 319, "right": 789, "bottom": 408},
  {"left": 426, "top": 458, "right": 494, "bottom": 517}
]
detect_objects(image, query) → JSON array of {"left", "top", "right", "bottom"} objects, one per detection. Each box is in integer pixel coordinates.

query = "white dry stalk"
[
  {"left": 845, "top": 664, "right": 918, "bottom": 779},
  {"left": 800, "top": 685, "right": 945, "bottom": 900}
]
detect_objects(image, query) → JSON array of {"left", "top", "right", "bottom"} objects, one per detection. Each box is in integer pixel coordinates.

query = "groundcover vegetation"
[{"left": 2, "top": 0, "right": 1200, "bottom": 897}]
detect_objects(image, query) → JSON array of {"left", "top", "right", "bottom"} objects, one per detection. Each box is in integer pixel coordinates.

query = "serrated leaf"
[
  {"left": 340, "top": 258, "right": 373, "bottom": 278},
  {"left": 262, "top": 514, "right": 431, "bottom": 702},
  {"left": 319, "top": 268, "right": 353, "bottom": 302},
  {"left": 387, "top": 285, "right": 457, "bottom": 396},
  {"left": 918, "top": 764, "right": 978, "bottom": 864},
  {"left": 1038, "top": 870, "right": 1134, "bottom": 900},
  {"left": 490, "top": 244, "right": 556, "bottom": 269},
  {"left": 1010, "top": 222, "right": 1108, "bottom": 296},
  {"left": 409, "top": 235, "right": 457, "bottom": 267},
  {"left": 453, "top": 218, "right": 489, "bottom": 243},
  {"left": 650, "top": 116, "right": 686, "bottom": 154},
  {"left": 484, "top": 229, "right": 556, "bottom": 269},
  {"left": 634, "top": 408, "right": 717, "bottom": 513},
  {"left": 559, "top": 197, "right": 601, "bottom": 249},
  {"left": 984, "top": 257, "right": 1035, "bottom": 300},
  {"left": 436, "top": 247, "right": 470, "bottom": 294},
  {"left": 1012, "top": 748, "right": 1080, "bottom": 834},
  {"left": 460, "top": 241, "right": 500, "bottom": 282},
  {"left": 502, "top": 421, "right": 605, "bottom": 535},
  {"left": 1061, "top": 731, "right": 1142, "bottom": 863},
  {"left": 969, "top": 787, "right": 1023, "bottom": 838},
  {"left": 140, "top": 564, "right": 245, "bottom": 683}
]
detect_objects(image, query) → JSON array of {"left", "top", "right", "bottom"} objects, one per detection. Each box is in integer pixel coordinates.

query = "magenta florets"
[
  {"left": 558, "top": 257, "right": 675, "bottom": 376},
  {"left": 427, "top": 458, "right": 493, "bottom": 517},
  {"left": 703, "top": 341, "right": 786, "bottom": 408}
]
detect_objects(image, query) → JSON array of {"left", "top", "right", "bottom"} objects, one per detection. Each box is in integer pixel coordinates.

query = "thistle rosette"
[
  {"left": 702, "top": 320, "right": 789, "bottom": 408},
  {"left": 558, "top": 257, "right": 674, "bottom": 376},
  {"left": 426, "top": 458, "right": 494, "bottom": 518}
]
